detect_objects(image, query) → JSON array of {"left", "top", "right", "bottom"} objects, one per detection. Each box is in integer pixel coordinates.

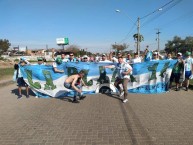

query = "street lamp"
[{"left": 116, "top": 8, "right": 162, "bottom": 56}]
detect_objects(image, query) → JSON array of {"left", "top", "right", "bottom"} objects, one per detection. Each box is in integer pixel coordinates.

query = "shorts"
[
  {"left": 17, "top": 77, "right": 28, "bottom": 87},
  {"left": 170, "top": 73, "right": 180, "bottom": 83},
  {"left": 185, "top": 71, "right": 192, "bottom": 79}
]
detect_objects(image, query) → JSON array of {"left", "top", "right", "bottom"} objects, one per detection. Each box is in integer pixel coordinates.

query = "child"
[{"left": 16, "top": 58, "right": 30, "bottom": 99}]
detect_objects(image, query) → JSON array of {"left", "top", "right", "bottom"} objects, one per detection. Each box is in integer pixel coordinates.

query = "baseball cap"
[
  {"left": 55, "top": 57, "right": 62, "bottom": 64},
  {"left": 37, "top": 57, "right": 43, "bottom": 61},
  {"left": 83, "top": 55, "right": 88, "bottom": 58},
  {"left": 153, "top": 51, "right": 158, "bottom": 55},
  {"left": 102, "top": 54, "right": 106, "bottom": 56},
  {"left": 177, "top": 52, "right": 182, "bottom": 56},
  {"left": 186, "top": 51, "right": 191, "bottom": 56}
]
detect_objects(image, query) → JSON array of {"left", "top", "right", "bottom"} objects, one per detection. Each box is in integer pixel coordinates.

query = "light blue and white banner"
[{"left": 20, "top": 60, "right": 177, "bottom": 98}]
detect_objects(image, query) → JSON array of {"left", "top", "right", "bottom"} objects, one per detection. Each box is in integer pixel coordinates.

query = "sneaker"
[
  {"left": 185, "top": 87, "right": 188, "bottom": 91},
  {"left": 35, "top": 96, "right": 38, "bottom": 98},
  {"left": 17, "top": 94, "right": 22, "bottom": 99},
  {"left": 26, "top": 95, "right": 30, "bottom": 98},
  {"left": 80, "top": 95, "right": 86, "bottom": 100},
  {"left": 72, "top": 99, "right": 80, "bottom": 103},
  {"left": 123, "top": 99, "right": 128, "bottom": 103}
]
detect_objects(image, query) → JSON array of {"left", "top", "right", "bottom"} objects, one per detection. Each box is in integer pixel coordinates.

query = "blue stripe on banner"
[{"left": 128, "top": 82, "right": 169, "bottom": 94}]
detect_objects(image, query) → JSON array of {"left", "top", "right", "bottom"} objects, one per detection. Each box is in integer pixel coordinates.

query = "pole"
[
  {"left": 156, "top": 29, "right": 161, "bottom": 52},
  {"left": 137, "top": 17, "right": 140, "bottom": 56}
]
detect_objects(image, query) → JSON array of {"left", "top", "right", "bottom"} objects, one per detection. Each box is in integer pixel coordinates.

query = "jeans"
[{"left": 64, "top": 82, "right": 81, "bottom": 100}]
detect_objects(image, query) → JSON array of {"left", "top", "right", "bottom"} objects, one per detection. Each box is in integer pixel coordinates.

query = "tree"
[
  {"left": 65, "top": 45, "right": 80, "bottom": 55},
  {"left": 133, "top": 33, "right": 144, "bottom": 42},
  {"left": 0, "top": 39, "right": 11, "bottom": 55},
  {"left": 111, "top": 43, "right": 129, "bottom": 52},
  {"left": 165, "top": 36, "right": 193, "bottom": 55}
]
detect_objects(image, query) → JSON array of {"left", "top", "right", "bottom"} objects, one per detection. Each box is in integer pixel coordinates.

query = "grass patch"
[
  {"left": 0, "top": 68, "right": 14, "bottom": 80},
  {"left": 190, "top": 79, "right": 193, "bottom": 85},
  {"left": 189, "top": 79, "right": 193, "bottom": 90}
]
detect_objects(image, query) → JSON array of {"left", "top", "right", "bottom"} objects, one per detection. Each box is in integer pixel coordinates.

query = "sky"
[{"left": 1, "top": 0, "right": 193, "bottom": 53}]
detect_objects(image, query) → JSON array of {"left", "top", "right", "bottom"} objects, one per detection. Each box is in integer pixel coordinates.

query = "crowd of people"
[{"left": 13, "top": 49, "right": 193, "bottom": 103}]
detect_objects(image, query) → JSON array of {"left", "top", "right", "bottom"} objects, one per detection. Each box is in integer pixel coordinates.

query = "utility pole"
[
  {"left": 156, "top": 29, "right": 161, "bottom": 52},
  {"left": 137, "top": 17, "right": 140, "bottom": 56}
]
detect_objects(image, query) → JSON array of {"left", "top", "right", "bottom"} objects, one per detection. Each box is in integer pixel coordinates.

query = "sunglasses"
[
  {"left": 70, "top": 55, "right": 74, "bottom": 56},
  {"left": 84, "top": 58, "right": 88, "bottom": 59}
]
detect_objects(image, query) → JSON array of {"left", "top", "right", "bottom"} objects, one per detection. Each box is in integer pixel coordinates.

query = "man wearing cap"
[
  {"left": 184, "top": 51, "right": 193, "bottom": 91},
  {"left": 169, "top": 52, "right": 184, "bottom": 91},
  {"left": 52, "top": 57, "right": 64, "bottom": 73},
  {"left": 151, "top": 51, "right": 164, "bottom": 61},
  {"left": 37, "top": 57, "right": 45, "bottom": 65},
  {"left": 99, "top": 54, "right": 112, "bottom": 63},
  {"left": 82, "top": 55, "right": 89, "bottom": 62}
]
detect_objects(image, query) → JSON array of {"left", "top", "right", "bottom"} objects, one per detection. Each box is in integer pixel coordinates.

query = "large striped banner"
[{"left": 20, "top": 60, "right": 177, "bottom": 98}]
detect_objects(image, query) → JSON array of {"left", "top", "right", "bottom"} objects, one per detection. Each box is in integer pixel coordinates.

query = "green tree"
[
  {"left": 133, "top": 33, "right": 144, "bottom": 42},
  {"left": 165, "top": 36, "right": 193, "bottom": 55},
  {"left": 0, "top": 39, "right": 11, "bottom": 55},
  {"left": 111, "top": 43, "right": 129, "bottom": 52}
]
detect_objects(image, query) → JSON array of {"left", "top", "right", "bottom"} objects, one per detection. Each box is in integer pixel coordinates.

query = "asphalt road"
[{"left": 0, "top": 84, "right": 193, "bottom": 145}]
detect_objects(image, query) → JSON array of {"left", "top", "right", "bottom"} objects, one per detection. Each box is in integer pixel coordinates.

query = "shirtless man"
[{"left": 64, "top": 70, "right": 87, "bottom": 103}]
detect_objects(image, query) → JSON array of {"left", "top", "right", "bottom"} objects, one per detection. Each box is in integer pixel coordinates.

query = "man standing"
[
  {"left": 131, "top": 52, "right": 142, "bottom": 64},
  {"left": 169, "top": 52, "right": 184, "bottom": 91},
  {"left": 104, "top": 56, "right": 132, "bottom": 103},
  {"left": 67, "top": 52, "right": 79, "bottom": 62},
  {"left": 61, "top": 53, "right": 68, "bottom": 62},
  {"left": 64, "top": 70, "right": 87, "bottom": 103},
  {"left": 184, "top": 51, "right": 193, "bottom": 91},
  {"left": 99, "top": 54, "right": 112, "bottom": 62}
]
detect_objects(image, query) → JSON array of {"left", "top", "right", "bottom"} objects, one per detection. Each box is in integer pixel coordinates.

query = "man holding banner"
[{"left": 104, "top": 56, "right": 132, "bottom": 103}]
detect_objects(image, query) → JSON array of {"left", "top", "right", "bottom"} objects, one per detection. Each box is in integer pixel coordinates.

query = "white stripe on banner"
[{"left": 19, "top": 60, "right": 177, "bottom": 98}]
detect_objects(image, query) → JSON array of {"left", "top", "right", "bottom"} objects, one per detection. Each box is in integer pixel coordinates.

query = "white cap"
[
  {"left": 83, "top": 55, "right": 88, "bottom": 58},
  {"left": 153, "top": 51, "right": 158, "bottom": 55},
  {"left": 177, "top": 52, "right": 182, "bottom": 56}
]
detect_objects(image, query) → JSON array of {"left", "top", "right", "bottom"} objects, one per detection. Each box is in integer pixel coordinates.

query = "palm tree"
[{"left": 133, "top": 33, "right": 144, "bottom": 42}]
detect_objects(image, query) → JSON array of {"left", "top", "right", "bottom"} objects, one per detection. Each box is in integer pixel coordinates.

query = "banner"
[{"left": 20, "top": 60, "right": 177, "bottom": 98}]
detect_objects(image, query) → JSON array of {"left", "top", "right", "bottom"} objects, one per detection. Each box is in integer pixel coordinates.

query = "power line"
[
  {"left": 141, "top": 0, "right": 183, "bottom": 28},
  {"left": 140, "top": 0, "right": 175, "bottom": 20}
]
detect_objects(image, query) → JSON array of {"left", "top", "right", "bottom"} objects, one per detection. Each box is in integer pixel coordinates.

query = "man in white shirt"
[
  {"left": 131, "top": 52, "right": 142, "bottom": 64},
  {"left": 104, "top": 56, "right": 132, "bottom": 103},
  {"left": 184, "top": 51, "right": 193, "bottom": 91}
]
